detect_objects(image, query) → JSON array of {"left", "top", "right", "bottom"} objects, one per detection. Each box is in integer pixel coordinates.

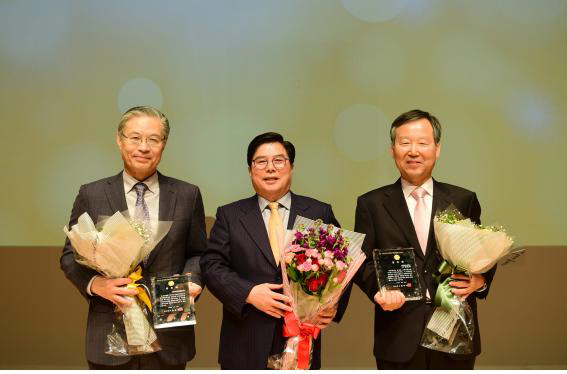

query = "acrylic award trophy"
[{"left": 373, "top": 248, "right": 423, "bottom": 301}]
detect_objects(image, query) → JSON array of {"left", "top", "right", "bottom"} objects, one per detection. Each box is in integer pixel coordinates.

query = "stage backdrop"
[
  {"left": 1, "top": 2, "right": 565, "bottom": 245},
  {"left": 1, "top": 1, "right": 567, "bottom": 370}
]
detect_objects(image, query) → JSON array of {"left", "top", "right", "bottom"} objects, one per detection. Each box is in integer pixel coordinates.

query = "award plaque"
[
  {"left": 151, "top": 274, "right": 196, "bottom": 329},
  {"left": 373, "top": 248, "right": 423, "bottom": 301}
]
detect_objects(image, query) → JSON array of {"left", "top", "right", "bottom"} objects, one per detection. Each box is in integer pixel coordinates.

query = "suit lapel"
[
  {"left": 157, "top": 172, "right": 177, "bottom": 222},
  {"left": 239, "top": 196, "right": 278, "bottom": 269},
  {"left": 144, "top": 172, "right": 176, "bottom": 269},
  {"left": 427, "top": 179, "right": 452, "bottom": 258},
  {"left": 287, "top": 191, "right": 308, "bottom": 230},
  {"left": 382, "top": 179, "right": 424, "bottom": 260},
  {"left": 431, "top": 179, "right": 451, "bottom": 218},
  {"left": 104, "top": 172, "right": 128, "bottom": 214}
]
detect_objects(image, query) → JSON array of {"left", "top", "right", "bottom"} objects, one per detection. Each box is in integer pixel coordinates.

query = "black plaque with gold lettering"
[{"left": 373, "top": 248, "right": 423, "bottom": 301}]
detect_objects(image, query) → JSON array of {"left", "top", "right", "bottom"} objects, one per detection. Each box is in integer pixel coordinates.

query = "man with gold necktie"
[
  {"left": 353, "top": 109, "right": 496, "bottom": 369},
  {"left": 200, "top": 132, "right": 346, "bottom": 369}
]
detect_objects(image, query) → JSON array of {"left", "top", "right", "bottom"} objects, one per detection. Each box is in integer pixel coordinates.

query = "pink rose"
[
  {"left": 305, "top": 249, "right": 318, "bottom": 258},
  {"left": 298, "top": 261, "right": 312, "bottom": 272},
  {"left": 286, "top": 244, "right": 301, "bottom": 253},
  {"left": 284, "top": 251, "right": 295, "bottom": 264}
]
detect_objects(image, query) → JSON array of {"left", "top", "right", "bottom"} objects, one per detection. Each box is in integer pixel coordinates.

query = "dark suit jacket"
[
  {"left": 354, "top": 178, "right": 496, "bottom": 363},
  {"left": 60, "top": 171, "right": 207, "bottom": 366},
  {"left": 200, "top": 192, "right": 343, "bottom": 369}
]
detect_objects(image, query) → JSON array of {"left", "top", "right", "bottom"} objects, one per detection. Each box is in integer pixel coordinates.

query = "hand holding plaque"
[{"left": 373, "top": 248, "right": 423, "bottom": 301}]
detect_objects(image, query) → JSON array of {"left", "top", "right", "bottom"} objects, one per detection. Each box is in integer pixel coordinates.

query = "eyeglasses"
[
  {"left": 120, "top": 133, "right": 164, "bottom": 147},
  {"left": 252, "top": 156, "right": 289, "bottom": 170}
]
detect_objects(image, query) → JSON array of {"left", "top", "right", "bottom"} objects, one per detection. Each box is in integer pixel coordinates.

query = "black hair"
[{"left": 246, "top": 132, "right": 295, "bottom": 167}]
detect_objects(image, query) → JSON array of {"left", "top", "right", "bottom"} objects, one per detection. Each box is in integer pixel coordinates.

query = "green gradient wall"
[{"left": 1, "top": 0, "right": 566, "bottom": 246}]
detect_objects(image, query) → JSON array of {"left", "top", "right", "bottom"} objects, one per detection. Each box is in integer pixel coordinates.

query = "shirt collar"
[
  {"left": 123, "top": 170, "right": 159, "bottom": 194},
  {"left": 401, "top": 177, "right": 434, "bottom": 199},
  {"left": 258, "top": 191, "right": 291, "bottom": 211}
]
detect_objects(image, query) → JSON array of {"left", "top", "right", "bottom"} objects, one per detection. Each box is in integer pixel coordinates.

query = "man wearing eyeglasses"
[
  {"left": 60, "top": 106, "right": 207, "bottom": 369},
  {"left": 200, "top": 132, "right": 346, "bottom": 369}
]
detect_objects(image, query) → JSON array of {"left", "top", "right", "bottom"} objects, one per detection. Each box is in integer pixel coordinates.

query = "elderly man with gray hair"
[
  {"left": 61, "top": 106, "right": 206, "bottom": 369},
  {"left": 353, "top": 109, "right": 496, "bottom": 369}
]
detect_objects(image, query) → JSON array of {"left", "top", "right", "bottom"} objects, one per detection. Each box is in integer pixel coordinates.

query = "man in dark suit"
[
  {"left": 60, "top": 106, "right": 207, "bottom": 369},
  {"left": 200, "top": 132, "right": 343, "bottom": 369},
  {"left": 354, "top": 109, "right": 496, "bottom": 369}
]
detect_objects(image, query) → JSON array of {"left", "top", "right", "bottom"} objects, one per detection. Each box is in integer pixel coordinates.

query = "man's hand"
[
  {"left": 449, "top": 273, "right": 485, "bottom": 299},
  {"left": 188, "top": 282, "right": 202, "bottom": 305},
  {"left": 90, "top": 276, "right": 138, "bottom": 309},
  {"left": 246, "top": 283, "right": 293, "bottom": 318},
  {"left": 178, "top": 273, "right": 202, "bottom": 300},
  {"left": 188, "top": 282, "right": 202, "bottom": 298},
  {"left": 316, "top": 306, "right": 338, "bottom": 329},
  {"left": 374, "top": 289, "right": 406, "bottom": 311}
]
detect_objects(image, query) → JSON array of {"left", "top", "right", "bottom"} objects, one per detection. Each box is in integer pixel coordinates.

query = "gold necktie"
[{"left": 268, "top": 202, "right": 283, "bottom": 265}]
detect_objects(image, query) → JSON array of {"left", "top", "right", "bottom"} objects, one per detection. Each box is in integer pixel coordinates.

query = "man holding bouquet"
[
  {"left": 60, "top": 106, "right": 207, "bottom": 369},
  {"left": 200, "top": 132, "right": 346, "bottom": 369},
  {"left": 354, "top": 109, "right": 496, "bottom": 369}
]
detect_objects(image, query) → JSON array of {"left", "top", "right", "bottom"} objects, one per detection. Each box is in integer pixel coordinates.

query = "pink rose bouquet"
[{"left": 268, "top": 216, "right": 366, "bottom": 369}]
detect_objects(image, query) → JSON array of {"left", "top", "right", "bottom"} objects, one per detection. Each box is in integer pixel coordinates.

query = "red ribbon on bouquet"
[{"left": 283, "top": 312, "right": 320, "bottom": 369}]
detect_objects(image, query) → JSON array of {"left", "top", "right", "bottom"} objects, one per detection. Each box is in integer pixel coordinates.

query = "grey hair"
[
  {"left": 390, "top": 109, "right": 441, "bottom": 145},
  {"left": 118, "top": 106, "right": 170, "bottom": 140}
]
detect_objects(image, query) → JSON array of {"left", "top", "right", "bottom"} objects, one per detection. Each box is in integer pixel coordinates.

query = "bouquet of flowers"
[
  {"left": 64, "top": 211, "right": 172, "bottom": 356},
  {"left": 420, "top": 206, "right": 519, "bottom": 354},
  {"left": 268, "top": 216, "right": 366, "bottom": 370}
]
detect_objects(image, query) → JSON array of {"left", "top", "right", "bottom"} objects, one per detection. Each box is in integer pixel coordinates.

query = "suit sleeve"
[
  {"left": 353, "top": 196, "right": 379, "bottom": 302},
  {"left": 60, "top": 185, "right": 99, "bottom": 299},
  {"left": 468, "top": 192, "right": 496, "bottom": 299},
  {"left": 183, "top": 187, "right": 207, "bottom": 287},
  {"left": 200, "top": 206, "right": 256, "bottom": 319}
]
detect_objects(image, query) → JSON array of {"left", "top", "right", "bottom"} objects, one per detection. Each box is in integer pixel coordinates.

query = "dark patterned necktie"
[
  {"left": 133, "top": 182, "right": 150, "bottom": 223},
  {"left": 133, "top": 182, "right": 150, "bottom": 265}
]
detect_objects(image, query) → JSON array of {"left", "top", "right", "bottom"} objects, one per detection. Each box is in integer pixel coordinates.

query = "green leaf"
[{"left": 287, "top": 266, "right": 300, "bottom": 282}]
